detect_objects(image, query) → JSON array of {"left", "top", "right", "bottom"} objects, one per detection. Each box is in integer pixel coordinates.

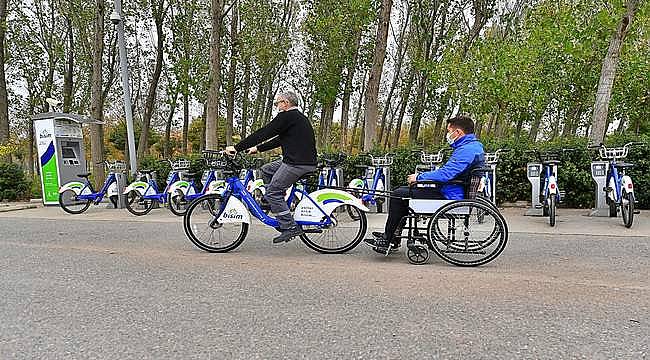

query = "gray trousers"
[{"left": 261, "top": 159, "right": 316, "bottom": 230}]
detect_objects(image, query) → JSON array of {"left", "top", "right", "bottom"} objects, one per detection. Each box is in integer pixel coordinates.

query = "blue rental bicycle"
[
  {"left": 123, "top": 159, "right": 191, "bottom": 216},
  {"left": 317, "top": 153, "right": 346, "bottom": 189},
  {"left": 477, "top": 148, "right": 511, "bottom": 204},
  {"left": 527, "top": 149, "right": 573, "bottom": 227},
  {"left": 348, "top": 153, "right": 393, "bottom": 213},
  {"left": 590, "top": 142, "right": 643, "bottom": 228},
  {"left": 183, "top": 152, "right": 369, "bottom": 254},
  {"left": 58, "top": 161, "right": 126, "bottom": 214},
  {"left": 167, "top": 151, "right": 226, "bottom": 216}
]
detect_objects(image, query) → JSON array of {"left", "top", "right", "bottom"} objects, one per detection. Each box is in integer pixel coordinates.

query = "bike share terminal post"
[
  {"left": 525, "top": 162, "right": 544, "bottom": 216},
  {"left": 589, "top": 161, "right": 610, "bottom": 217}
]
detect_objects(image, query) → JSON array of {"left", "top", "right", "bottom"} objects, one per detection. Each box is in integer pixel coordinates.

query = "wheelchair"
[{"left": 382, "top": 170, "right": 509, "bottom": 266}]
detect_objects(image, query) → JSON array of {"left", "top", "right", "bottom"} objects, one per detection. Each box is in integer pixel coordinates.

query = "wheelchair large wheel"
[{"left": 426, "top": 200, "right": 508, "bottom": 267}]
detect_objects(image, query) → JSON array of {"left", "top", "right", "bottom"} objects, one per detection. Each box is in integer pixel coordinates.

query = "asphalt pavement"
[{"left": 0, "top": 206, "right": 648, "bottom": 359}]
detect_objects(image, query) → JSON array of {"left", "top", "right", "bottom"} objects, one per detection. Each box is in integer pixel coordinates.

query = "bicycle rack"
[
  {"left": 525, "top": 163, "right": 544, "bottom": 216},
  {"left": 589, "top": 161, "right": 611, "bottom": 217}
]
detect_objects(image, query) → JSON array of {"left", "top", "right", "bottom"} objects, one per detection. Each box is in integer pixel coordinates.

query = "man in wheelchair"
[{"left": 366, "top": 115, "right": 485, "bottom": 253}]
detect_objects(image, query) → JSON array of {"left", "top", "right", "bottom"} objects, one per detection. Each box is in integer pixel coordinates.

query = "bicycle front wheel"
[
  {"left": 549, "top": 196, "right": 556, "bottom": 227},
  {"left": 183, "top": 194, "right": 248, "bottom": 253},
  {"left": 168, "top": 189, "right": 188, "bottom": 216},
  {"left": 621, "top": 192, "right": 634, "bottom": 228},
  {"left": 300, "top": 204, "right": 367, "bottom": 254},
  {"left": 59, "top": 189, "right": 91, "bottom": 214}
]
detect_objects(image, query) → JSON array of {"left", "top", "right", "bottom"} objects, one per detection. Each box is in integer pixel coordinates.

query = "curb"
[{"left": 0, "top": 204, "right": 39, "bottom": 213}]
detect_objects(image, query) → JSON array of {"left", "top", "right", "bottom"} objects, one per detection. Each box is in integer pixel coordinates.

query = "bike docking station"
[
  {"left": 589, "top": 161, "right": 611, "bottom": 217},
  {"left": 525, "top": 162, "right": 544, "bottom": 216}
]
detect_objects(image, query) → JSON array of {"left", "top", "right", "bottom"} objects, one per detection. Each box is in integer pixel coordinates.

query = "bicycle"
[
  {"left": 526, "top": 149, "right": 573, "bottom": 227},
  {"left": 166, "top": 151, "right": 226, "bottom": 216},
  {"left": 413, "top": 149, "right": 447, "bottom": 173},
  {"left": 348, "top": 153, "right": 393, "bottom": 213},
  {"left": 58, "top": 161, "right": 126, "bottom": 214},
  {"left": 589, "top": 142, "right": 643, "bottom": 228},
  {"left": 477, "top": 148, "right": 511, "bottom": 204},
  {"left": 183, "top": 152, "right": 369, "bottom": 254},
  {"left": 316, "top": 153, "right": 346, "bottom": 190},
  {"left": 123, "top": 159, "right": 191, "bottom": 216}
]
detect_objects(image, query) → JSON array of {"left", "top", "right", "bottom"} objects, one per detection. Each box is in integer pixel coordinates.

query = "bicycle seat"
[
  {"left": 182, "top": 172, "right": 197, "bottom": 177},
  {"left": 615, "top": 162, "right": 634, "bottom": 169},
  {"left": 542, "top": 160, "right": 561, "bottom": 166},
  {"left": 77, "top": 173, "right": 91, "bottom": 178}
]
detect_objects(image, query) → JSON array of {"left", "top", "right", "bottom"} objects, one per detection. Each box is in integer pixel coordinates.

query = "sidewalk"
[
  {"left": 0, "top": 202, "right": 39, "bottom": 213},
  {"left": 0, "top": 204, "right": 648, "bottom": 238}
]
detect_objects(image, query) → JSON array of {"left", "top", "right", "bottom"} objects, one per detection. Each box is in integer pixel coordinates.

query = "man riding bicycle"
[{"left": 366, "top": 115, "right": 485, "bottom": 253}]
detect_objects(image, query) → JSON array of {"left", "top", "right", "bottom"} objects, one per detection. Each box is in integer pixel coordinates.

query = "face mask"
[{"left": 446, "top": 130, "right": 457, "bottom": 145}]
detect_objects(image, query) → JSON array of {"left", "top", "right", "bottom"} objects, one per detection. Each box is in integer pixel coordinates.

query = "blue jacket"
[{"left": 416, "top": 134, "right": 485, "bottom": 200}]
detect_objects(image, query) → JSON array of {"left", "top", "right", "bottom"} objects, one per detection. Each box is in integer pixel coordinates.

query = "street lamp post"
[{"left": 110, "top": 0, "right": 137, "bottom": 176}]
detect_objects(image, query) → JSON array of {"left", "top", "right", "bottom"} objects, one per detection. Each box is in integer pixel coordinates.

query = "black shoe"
[
  {"left": 259, "top": 200, "right": 271, "bottom": 211},
  {"left": 272, "top": 227, "right": 304, "bottom": 244},
  {"left": 368, "top": 231, "right": 400, "bottom": 248}
]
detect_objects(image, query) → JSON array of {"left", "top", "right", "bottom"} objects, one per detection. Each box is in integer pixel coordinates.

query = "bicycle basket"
[
  {"left": 371, "top": 155, "right": 393, "bottom": 166},
  {"left": 171, "top": 159, "right": 191, "bottom": 171},
  {"left": 202, "top": 150, "right": 229, "bottom": 168},
  {"left": 421, "top": 153, "right": 444, "bottom": 164},
  {"left": 485, "top": 153, "right": 499, "bottom": 164},
  {"left": 600, "top": 147, "right": 628, "bottom": 160}
]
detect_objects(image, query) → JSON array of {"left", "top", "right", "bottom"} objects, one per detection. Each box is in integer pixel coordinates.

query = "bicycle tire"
[
  {"left": 168, "top": 189, "right": 188, "bottom": 216},
  {"left": 125, "top": 190, "right": 154, "bottom": 216},
  {"left": 183, "top": 194, "right": 248, "bottom": 253},
  {"left": 622, "top": 192, "right": 634, "bottom": 228},
  {"left": 59, "top": 189, "right": 91, "bottom": 214},
  {"left": 300, "top": 204, "right": 367, "bottom": 254},
  {"left": 549, "top": 196, "right": 556, "bottom": 227}
]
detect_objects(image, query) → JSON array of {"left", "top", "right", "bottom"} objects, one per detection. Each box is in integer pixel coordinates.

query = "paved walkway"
[{"left": 1, "top": 203, "right": 648, "bottom": 238}]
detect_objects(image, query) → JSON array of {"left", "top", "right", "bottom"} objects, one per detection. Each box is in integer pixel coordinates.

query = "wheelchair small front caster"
[{"left": 406, "top": 245, "right": 430, "bottom": 265}]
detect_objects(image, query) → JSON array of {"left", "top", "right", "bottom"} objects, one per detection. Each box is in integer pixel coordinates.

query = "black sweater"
[{"left": 234, "top": 109, "right": 317, "bottom": 166}]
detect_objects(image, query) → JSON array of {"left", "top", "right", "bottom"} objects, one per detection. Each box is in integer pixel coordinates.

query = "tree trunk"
[
  {"left": 251, "top": 77, "right": 265, "bottom": 131},
  {"left": 205, "top": 0, "right": 224, "bottom": 150},
  {"left": 432, "top": 92, "right": 451, "bottom": 144},
  {"left": 349, "top": 71, "right": 368, "bottom": 153},
  {"left": 63, "top": 13, "right": 74, "bottom": 113},
  {"left": 0, "top": 0, "right": 8, "bottom": 159},
  {"left": 589, "top": 0, "right": 639, "bottom": 145},
  {"left": 391, "top": 70, "right": 414, "bottom": 147},
  {"left": 182, "top": 93, "right": 189, "bottom": 153},
  {"left": 363, "top": 0, "right": 393, "bottom": 151},
  {"left": 90, "top": 0, "right": 105, "bottom": 188},
  {"left": 164, "top": 92, "right": 179, "bottom": 158},
  {"left": 318, "top": 100, "right": 335, "bottom": 148},
  {"left": 225, "top": 5, "right": 238, "bottom": 146},
  {"left": 241, "top": 61, "right": 251, "bottom": 139},
  {"left": 340, "top": 32, "right": 362, "bottom": 150},
  {"left": 137, "top": 1, "right": 166, "bottom": 162}
]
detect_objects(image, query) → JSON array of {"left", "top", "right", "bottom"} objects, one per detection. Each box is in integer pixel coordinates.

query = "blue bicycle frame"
[
  {"left": 607, "top": 162, "right": 624, "bottom": 201},
  {"left": 317, "top": 167, "right": 339, "bottom": 189},
  {"left": 141, "top": 171, "right": 183, "bottom": 203},
  {"left": 361, "top": 167, "right": 386, "bottom": 204},
  {"left": 77, "top": 173, "right": 118, "bottom": 203},
  {"left": 541, "top": 165, "right": 561, "bottom": 202},
  {"left": 219, "top": 175, "right": 333, "bottom": 228}
]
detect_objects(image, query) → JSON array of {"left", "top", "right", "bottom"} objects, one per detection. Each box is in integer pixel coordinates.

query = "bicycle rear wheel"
[
  {"left": 183, "top": 194, "right": 248, "bottom": 253},
  {"left": 168, "top": 189, "right": 188, "bottom": 216},
  {"left": 300, "top": 204, "right": 367, "bottom": 254},
  {"left": 59, "top": 189, "right": 91, "bottom": 214},
  {"left": 125, "top": 190, "right": 154, "bottom": 216}
]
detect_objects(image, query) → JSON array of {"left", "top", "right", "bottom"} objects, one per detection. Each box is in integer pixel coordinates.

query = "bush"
[{"left": 0, "top": 162, "right": 31, "bottom": 201}]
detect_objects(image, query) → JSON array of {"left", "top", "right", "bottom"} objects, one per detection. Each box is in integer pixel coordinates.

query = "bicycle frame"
[
  {"left": 218, "top": 176, "right": 335, "bottom": 228},
  {"left": 142, "top": 171, "right": 182, "bottom": 202},
  {"left": 360, "top": 166, "right": 385, "bottom": 204},
  {"left": 541, "top": 163, "right": 560, "bottom": 203},
  {"left": 76, "top": 173, "right": 118, "bottom": 203},
  {"left": 317, "top": 166, "right": 339, "bottom": 189}
]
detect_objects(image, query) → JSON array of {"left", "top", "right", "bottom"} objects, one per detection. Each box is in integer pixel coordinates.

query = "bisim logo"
[
  {"left": 39, "top": 129, "right": 52, "bottom": 139},
  {"left": 222, "top": 208, "right": 243, "bottom": 220}
]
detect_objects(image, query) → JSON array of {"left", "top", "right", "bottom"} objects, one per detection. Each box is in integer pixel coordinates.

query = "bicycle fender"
[
  {"left": 107, "top": 182, "right": 119, "bottom": 197},
  {"left": 548, "top": 176, "right": 558, "bottom": 195},
  {"left": 217, "top": 196, "right": 250, "bottom": 224},
  {"left": 123, "top": 181, "right": 148, "bottom": 195},
  {"left": 294, "top": 189, "right": 369, "bottom": 222},
  {"left": 348, "top": 178, "right": 364, "bottom": 189},
  {"left": 246, "top": 179, "right": 265, "bottom": 195},
  {"left": 621, "top": 176, "right": 634, "bottom": 194},
  {"left": 205, "top": 180, "right": 227, "bottom": 195},
  {"left": 58, "top": 181, "right": 86, "bottom": 195},
  {"left": 168, "top": 181, "right": 190, "bottom": 194}
]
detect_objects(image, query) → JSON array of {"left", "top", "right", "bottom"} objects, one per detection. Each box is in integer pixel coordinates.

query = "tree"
[
  {"left": 0, "top": 0, "right": 8, "bottom": 160},
  {"left": 90, "top": 0, "right": 105, "bottom": 188},
  {"left": 205, "top": 0, "right": 224, "bottom": 150},
  {"left": 590, "top": 0, "right": 640, "bottom": 144},
  {"left": 363, "top": 0, "right": 392, "bottom": 151}
]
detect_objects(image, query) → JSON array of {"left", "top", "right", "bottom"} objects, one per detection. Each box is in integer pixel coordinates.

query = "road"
[{"left": 0, "top": 209, "right": 648, "bottom": 359}]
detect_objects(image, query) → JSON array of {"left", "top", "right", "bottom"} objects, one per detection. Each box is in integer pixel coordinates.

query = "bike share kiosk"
[
  {"left": 33, "top": 112, "right": 126, "bottom": 207},
  {"left": 525, "top": 162, "right": 544, "bottom": 216},
  {"left": 589, "top": 161, "right": 610, "bottom": 217}
]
